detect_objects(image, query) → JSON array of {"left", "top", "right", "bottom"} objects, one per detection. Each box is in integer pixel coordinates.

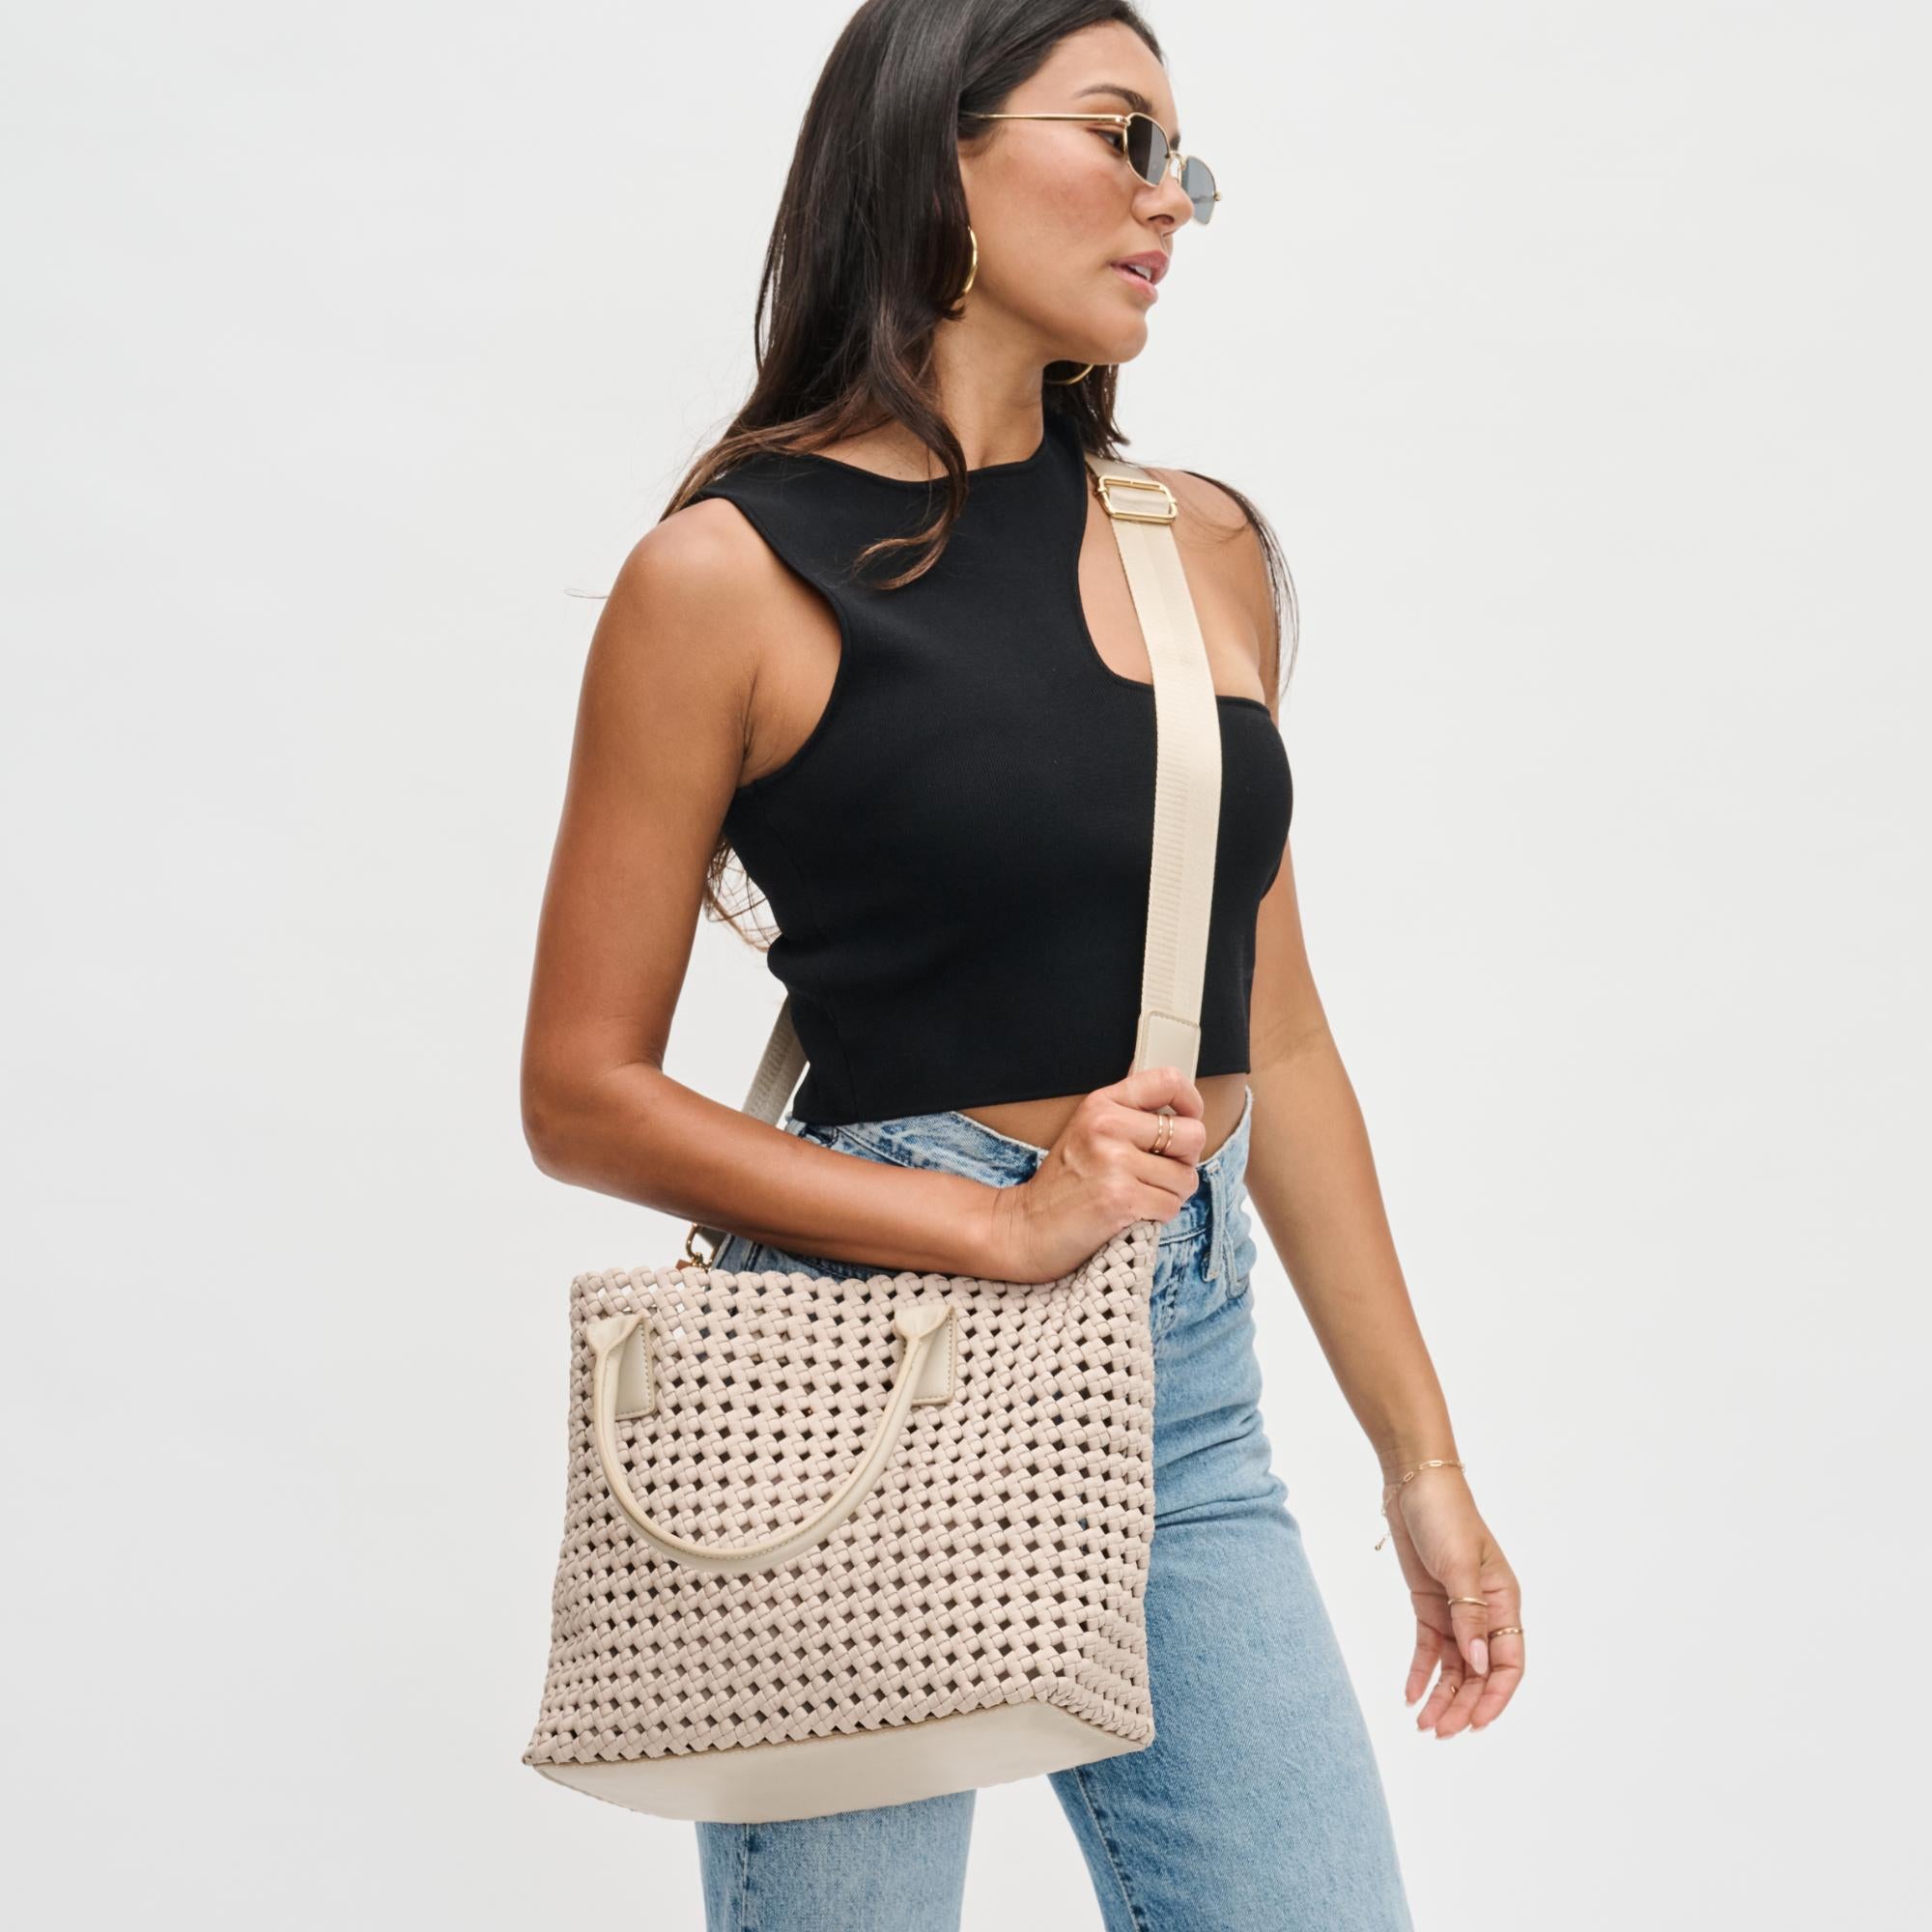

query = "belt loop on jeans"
[
  {"left": 1203, "top": 1086, "right": 1253, "bottom": 1282},
  {"left": 1202, "top": 1156, "right": 1226, "bottom": 1280}
]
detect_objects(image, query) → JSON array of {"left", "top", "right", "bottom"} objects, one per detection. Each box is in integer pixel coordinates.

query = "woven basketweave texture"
[{"left": 523, "top": 1219, "right": 1159, "bottom": 1770}]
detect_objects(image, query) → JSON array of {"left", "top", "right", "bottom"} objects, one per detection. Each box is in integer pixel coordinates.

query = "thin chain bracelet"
[{"left": 1374, "top": 1457, "right": 1464, "bottom": 1549}]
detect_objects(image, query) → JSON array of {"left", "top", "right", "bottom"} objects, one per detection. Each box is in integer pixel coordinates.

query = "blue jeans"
[{"left": 698, "top": 1085, "right": 1414, "bottom": 1931}]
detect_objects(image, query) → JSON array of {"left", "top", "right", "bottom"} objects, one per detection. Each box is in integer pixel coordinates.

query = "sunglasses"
[{"left": 961, "top": 110, "right": 1220, "bottom": 225}]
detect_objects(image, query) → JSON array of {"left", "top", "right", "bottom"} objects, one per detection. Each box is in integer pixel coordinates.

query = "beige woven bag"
[{"left": 523, "top": 451, "right": 1227, "bottom": 1824}]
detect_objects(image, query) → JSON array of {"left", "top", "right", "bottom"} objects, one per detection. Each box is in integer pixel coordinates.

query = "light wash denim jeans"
[{"left": 697, "top": 1085, "right": 1413, "bottom": 1931}]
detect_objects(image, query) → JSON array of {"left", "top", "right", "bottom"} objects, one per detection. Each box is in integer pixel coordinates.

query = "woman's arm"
[
  {"left": 1188, "top": 464, "right": 1460, "bottom": 1474},
  {"left": 1226, "top": 506, "right": 1522, "bottom": 1735},
  {"left": 1247, "top": 844, "right": 1525, "bottom": 1728},
  {"left": 1244, "top": 843, "right": 1460, "bottom": 1475},
  {"left": 519, "top": 505, "right": 1000, "bottom": 1277}
]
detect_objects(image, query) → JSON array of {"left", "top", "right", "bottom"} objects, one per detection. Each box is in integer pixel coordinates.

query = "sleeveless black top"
[{"left": 689, "top": 407, "right": 1293, "bottom": 1125}]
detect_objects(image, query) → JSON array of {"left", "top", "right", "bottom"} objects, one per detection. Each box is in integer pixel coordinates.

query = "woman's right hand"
[{"left": 984, "top": 1067, "right": 1208, "bottom": 1283}]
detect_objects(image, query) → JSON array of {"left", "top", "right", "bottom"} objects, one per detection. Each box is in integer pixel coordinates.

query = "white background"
[{"left": 5, "top": 3, "right": 1926, "bottom": 1925}]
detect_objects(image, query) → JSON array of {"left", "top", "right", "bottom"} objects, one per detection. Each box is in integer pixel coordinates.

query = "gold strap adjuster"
[{"left": 1093, "top": 471, "right": 1178, "bottom": 524}]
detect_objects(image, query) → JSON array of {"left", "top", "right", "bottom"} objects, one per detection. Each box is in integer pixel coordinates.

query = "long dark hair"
[{"left": 673, "top": 0, "right": 1299, "bottom": 936}]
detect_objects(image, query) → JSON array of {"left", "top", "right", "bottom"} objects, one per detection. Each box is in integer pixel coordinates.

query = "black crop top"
[{"left": 689, "top": 406, "right": 1292, "bottom": 1125}]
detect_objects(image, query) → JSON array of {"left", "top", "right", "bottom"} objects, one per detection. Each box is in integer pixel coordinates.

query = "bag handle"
[
  {"left": 583, "top": 1300, "right": 956, "bottom": 1576},
  {"left": 686, "top": 446, "right": 1223, "bottom": 1257}
]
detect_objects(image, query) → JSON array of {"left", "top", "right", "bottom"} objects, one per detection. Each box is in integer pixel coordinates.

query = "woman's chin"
[{"left": 1059, "top": 326, "right": 1150, "bottom": 369}]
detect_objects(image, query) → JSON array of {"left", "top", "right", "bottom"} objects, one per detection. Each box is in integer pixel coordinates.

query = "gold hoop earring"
[
  {"left": 1047, "top": 362, "right": 1095, "bottom": 384},
  {"left": 957, "top": 225, "right": 978, "bottom": 298}
]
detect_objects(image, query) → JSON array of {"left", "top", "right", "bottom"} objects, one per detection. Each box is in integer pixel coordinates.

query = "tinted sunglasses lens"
[
  {"left": 1125, "top": 114, "right": 1166, "bottom": 185},
  {"left": 1181, "top": 155, "right": 1217, "bottom": 224}
]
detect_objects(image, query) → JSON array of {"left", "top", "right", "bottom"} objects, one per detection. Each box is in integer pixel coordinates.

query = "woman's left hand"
[{"left": 1378, "top": 1464, "right": 1524, "bottom": 1737}]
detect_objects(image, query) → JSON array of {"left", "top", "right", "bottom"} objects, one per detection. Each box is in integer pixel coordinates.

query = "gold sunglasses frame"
[{"left": 960, "top": 111, "right": 1221, "bottom": 222}]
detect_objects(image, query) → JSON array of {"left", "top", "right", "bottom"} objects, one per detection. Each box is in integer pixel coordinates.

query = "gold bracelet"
[{"left": 1373, "top": 1457, "right": 1464, "bottom": 1549}]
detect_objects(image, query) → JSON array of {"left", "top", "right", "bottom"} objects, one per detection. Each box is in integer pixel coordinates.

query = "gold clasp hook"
[{"left": 674, "top": 1222, "right": 717, "bottom": 1269}]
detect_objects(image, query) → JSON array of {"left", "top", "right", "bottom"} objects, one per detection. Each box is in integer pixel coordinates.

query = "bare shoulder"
[
  {"left": 602, "top": 495, "right": 782, "bottom": 664},
  {"left": 1145, "top": 461, "right": 1250, "bottom": 532},
  {"left": 1144, "top": 462, "right": 1270, "bottom": 589},
  {"left": 1144, "top": 461, "right": 1281, "bottom": 711},
  {"left": 564, "top": 498, "right": 786, "bottom": 810},
  {"left": 587, "top": 491, "right": 819, "bottom": 719}
]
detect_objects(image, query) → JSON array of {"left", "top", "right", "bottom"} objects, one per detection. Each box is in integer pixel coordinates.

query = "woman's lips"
[{"left": 1110, "top": 262, "right": 1160, "bottom": 302}]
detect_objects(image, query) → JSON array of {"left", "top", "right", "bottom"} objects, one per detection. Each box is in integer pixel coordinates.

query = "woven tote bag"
[{"left": 523, "top": 450, "right": 1228, "bottom": 1824}]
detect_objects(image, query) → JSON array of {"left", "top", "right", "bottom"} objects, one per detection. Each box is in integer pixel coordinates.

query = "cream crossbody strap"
[
  {"left": 1083, "top": 456, "right": 1225, "bottom": 1083},
  {"left": 686, "top": 446, "right": 1222, "bottom": 1258}
]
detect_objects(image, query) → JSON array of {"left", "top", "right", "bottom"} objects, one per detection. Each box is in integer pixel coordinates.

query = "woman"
[{"left": 522, "top": 2, "right": 1523, "bottom": 1925}]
